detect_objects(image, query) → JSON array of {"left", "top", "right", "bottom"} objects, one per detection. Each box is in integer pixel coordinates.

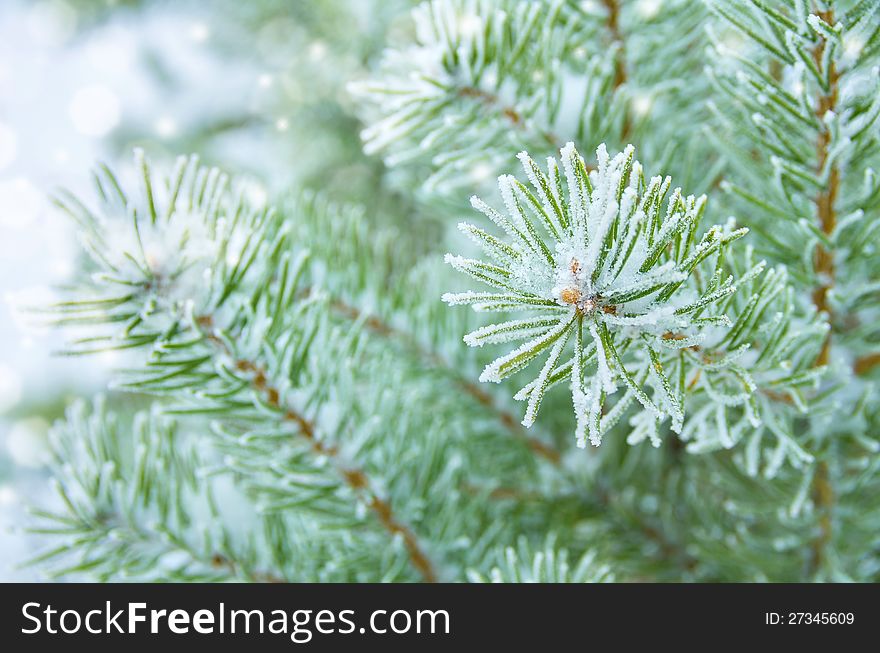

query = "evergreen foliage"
[{"left": 27, "top": 0, "right": 880, "bottom": 582}]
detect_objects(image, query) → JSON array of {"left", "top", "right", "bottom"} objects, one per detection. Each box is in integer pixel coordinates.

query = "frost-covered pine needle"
[{"left": 443, "top": 143, "right": 750, "bottom": 447}]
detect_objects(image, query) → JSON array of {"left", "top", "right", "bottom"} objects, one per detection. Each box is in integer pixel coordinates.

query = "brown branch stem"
[
  {"left": 601, "top": 0, "right": 632, "bottom": 140},
  {"left": 325, "top": 294, "right": 562, "bottom": 465},
  {"left": 461, "top": 1, "right": 632, "bottom": 151},
  {"left": 808, "top": 460, "right": 833, "bottom": 575},
  {"left": 196, "top": 315, "right": 439, "bottom": 583},
  {"left": 811, "top": 11, "right": 840, "bottom": 367},
  {"left": 210, "top": 553, "right": 285, "bottom": 583},
  {"left": 458, "top": 86, "right": 562, "bottom": 149},
  {"left": 854, "top": 352, "right": 880, "bottom": 376},
  {"left": 807, "top": 6, "right": 839, "bottom": 578}
]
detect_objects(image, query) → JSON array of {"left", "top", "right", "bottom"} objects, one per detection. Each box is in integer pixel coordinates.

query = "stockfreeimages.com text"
[{"left": 21, "top": 602, "right": 450, "bottom": 643}]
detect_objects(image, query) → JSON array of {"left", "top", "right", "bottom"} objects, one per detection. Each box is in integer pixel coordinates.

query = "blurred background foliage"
[{"left": 0, "top": 0, "right": 420, "bottom": 579}]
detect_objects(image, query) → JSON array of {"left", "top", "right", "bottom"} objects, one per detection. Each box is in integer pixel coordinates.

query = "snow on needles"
[
  {"left": 443, "top": 143, "right": 750, "bottom": 447},
  {"left": 52, "top": 150, "right": 277, "bottom": 347}
]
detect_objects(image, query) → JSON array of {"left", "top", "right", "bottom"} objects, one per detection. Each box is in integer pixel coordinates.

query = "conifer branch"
[
  {"left": 445, "top": 142, "right": 754, "bottom": 448},
  {"left": 31, "top": 401, "right": 291, "bottom": 582},
  {"left": 25, "top": 0, "right": 880, "bottom": 584},
  {"left": 322, "top": 292, "right": 562, "bottom": 464},
  {"left": 195, "top": 316, "right": 440, "bottom": 583},
  {"left": 810, "top": 6, "right": 840, "bottom": 368},
  {"left": 42, "top": 152, "right": 466, "bottom": 582}
]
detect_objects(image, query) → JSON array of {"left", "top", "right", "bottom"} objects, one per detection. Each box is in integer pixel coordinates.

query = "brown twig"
[
  {"left": 811, "top": 12, "right": 840, "bottom": 368},
  {"left": 854, "top": 352, "right": 880, "bottom": 376},
  {"left": 459, "top": 86, "right": 563, "bottom": 149},
  {"left": 210, "top": 554, "right": 285, "bottom": 583},
  {"left": 601, "top": 0, "right": 627, "bottom": 89},
  {"left": 196, "top": 315, "right": 439, "bottom": 583},
  {"left": 807, "top": 7, "right": 839, "bottom": 577},
  {"left": 760, "top": 388, "right": 794, "bottom": 405},
  {"left": 808, "top": 459, "right": 834, "bottom": 575},
  {"left": 461, "top": 482, "right": 544, "bottom": 501},
  {"left": 601, "top": 0, "right": 632, "bottom": 140},
  {"left": 326, "top": 295, "right": 562, "bottom": 465}
]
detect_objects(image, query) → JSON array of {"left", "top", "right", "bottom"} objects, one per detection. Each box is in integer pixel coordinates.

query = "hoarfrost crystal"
[{"left": 443, "top": 143, "right": 749, "bottom": 447}]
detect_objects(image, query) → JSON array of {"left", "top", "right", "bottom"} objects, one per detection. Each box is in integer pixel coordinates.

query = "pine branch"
[
  {"left": 810, "top": 6, "right": 840, "bottom": 367},
  {"left": 320, "top": 290, "right": 562, "bottom": 464},
  {"left": 27, "top": 0, "right": 880, "bottom": 584},
  {"left": 43, "top": 152, "right": 473, "bottom": 582},
  {"left": 458, "top": 85, "right": 564, "bottom": 150},
  {"left": 705, "top": 0, "right": 880, "bottom": 575},
  {"left": 279, "top": 192, "right": 563, "bottom": 464},
  {"left": 349, "top": 0, "right": 603, "bottom": 191},
  {"left": 30, "top": 400, "right": 287, "bottom": 582},
  {"left": 195, "top": 314, "right": 439, "bottom": 582},
  {"left": 444, "top": 142, "right": 755, "bottom": 448}
]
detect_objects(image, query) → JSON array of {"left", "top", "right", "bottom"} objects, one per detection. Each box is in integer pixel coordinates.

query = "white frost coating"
[
  {"left": 605, "top": 261, "right": 685, "bottom": 300},
  {"left": 441, "top": 290, "right": 564, "bottom": 312},
  {"left": 478, "top": 317, "right": 573, "bottom": 383},
  {"left": 499, "top": 175, "right": 528, "bottom": 231},
  {"left": 648, "top": 361, "right": 684, "bottom": 434},
  {"left": 589, "top": 321, "right": 616, "bottom": 394},
  {"left": 457, "top": 222, "right": 519, "bottom": 263},
  {"left": 441, "top": 290, "right": 489, "bottom": 306},
  {"left": 445, "top": 142, "right": 749, "bottom": 447},
  {"left": 658, "top": 333, "right": 706, "bottom": 349},
  {"left": 587, "top": 377, "right": 604, "bottom": 446},
  {"left": 601, "top": 306, "right": 678, "bottom": 327},
  {"left": 471, "top": 195, "right": 519, "bottom": 239},
  {"left": 517, "top": 151, "right": 556, "bottom": 222},
  {"left": 627, "top": 410, "right": 662, "bottom": 448},
  {"left": 64, "top": 151, "right": 275, "bottom": 329},
  {"left": 522, "top": 330, "right": 570, "bottom": 427},
  {"left": 463, "top": 316, "right": 558, "bottom": 347},
  {"left": 514, "top": 356, "right": 574, "bottom": 401}
]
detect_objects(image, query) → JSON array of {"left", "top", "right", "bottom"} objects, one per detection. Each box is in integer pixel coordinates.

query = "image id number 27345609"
[{"left": 765, "top": 612, "right": 854, "bottom": 625}]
